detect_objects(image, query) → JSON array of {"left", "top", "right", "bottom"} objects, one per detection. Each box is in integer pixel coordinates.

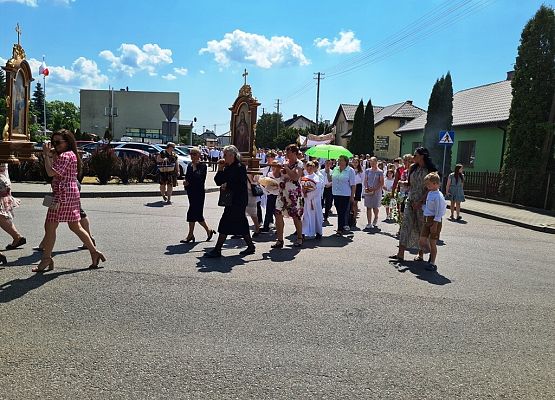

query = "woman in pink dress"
[{"left": 33, "top": 130, "right": 105, "bottom": 272}]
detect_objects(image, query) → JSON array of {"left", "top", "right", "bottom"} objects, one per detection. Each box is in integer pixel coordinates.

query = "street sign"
[
  {"left": 160, "top": 104, "right": 180, "bottom": 122},
  {"left": 438, "top": 130, "right": 455, "bottom": 145}
]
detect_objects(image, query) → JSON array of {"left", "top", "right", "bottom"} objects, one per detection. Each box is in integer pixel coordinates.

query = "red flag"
[{"left": 39, "top": 60, "right": 49, "bottom": 76}]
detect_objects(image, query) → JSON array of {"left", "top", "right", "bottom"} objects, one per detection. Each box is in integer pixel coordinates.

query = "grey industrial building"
[{"left": 80, "top": 89, "right": 179, "bottom": 143}]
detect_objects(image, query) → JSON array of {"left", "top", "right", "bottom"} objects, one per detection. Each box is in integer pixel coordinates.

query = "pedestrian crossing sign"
[{"left": 438, "top": 131, "right": 455, "bottom": 145}]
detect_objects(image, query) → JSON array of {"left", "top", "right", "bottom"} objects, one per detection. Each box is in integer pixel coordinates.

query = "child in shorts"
[{"left": 419, "top": 172, "right": 446, "bottom": 271}]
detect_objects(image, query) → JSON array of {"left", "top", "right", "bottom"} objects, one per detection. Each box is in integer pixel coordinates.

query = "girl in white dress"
[{"left": 301, "top": 162, "right": 324, "bottom": 239}]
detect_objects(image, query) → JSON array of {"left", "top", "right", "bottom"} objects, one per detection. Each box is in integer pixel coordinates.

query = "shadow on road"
[
  {"left": 7, "top": 248, "right": 83, "bottom": 267},
  {"left": 390, "top": 260, "right": 452, "bottom": 285},
  {"left": 195, "top": 255, "right": 249, "bottom": 273},
  {"left": 0, "top": 268, "right": 91, "bottom": 303},
  {"left": 145, "top": 201, "right": 167, "bottom": 208},
  {"left": 165, "top": 242, "right": 200, "bottom": 255}
]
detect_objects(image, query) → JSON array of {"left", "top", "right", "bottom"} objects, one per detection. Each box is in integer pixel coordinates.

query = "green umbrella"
[{"left": 305, "top": 144, "right": 353, "bottom": 160}]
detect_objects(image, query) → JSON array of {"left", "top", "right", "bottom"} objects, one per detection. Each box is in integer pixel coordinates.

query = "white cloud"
[
  {"left": 27, "top": 56, "right": 108, "bottom": 90},
  {"left": 0, "top": 0, "right": 38, "bottom": 6},
  {"left": 162, "top": 73, "right": 177, "bottom": 80},
  {"left": 314, "top": 30, "right": 361, "bottom": 54},
  {"left": 173, "top": 67, "right": 188, "bottom": 76},
  {"left": 199, "top": 70, "right": 206, "bottom": 74},
  {"left": 199, "top": 29, "right": 309, "bottom": 69},
  {"left": 99, "top": 43, "right": 173, "bottom": 76}
]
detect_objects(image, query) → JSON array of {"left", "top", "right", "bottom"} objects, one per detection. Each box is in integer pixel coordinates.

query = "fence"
[{"left": 452, "top": 170, "right": 555, "bottom": 210}]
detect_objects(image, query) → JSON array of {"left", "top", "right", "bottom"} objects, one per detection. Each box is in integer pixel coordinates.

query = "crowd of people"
[
  {"left": 0, "top": 131, "right": 466, "bottom": 274},
  {"left": 193, "top": 144, "right": 466, "bottom": 272}
]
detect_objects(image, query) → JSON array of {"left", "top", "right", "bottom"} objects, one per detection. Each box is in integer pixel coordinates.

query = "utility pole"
[
  {"left": 314, "top": 72, "right": 325, "bottom": 127},
  {"left": 275, "top": 99, "right": 281, "bottom": 137},
  {"left": 213, "top": 124, "right": 216, "bottom": 133}
]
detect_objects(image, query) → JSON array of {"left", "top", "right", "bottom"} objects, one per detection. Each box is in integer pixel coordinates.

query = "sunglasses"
[{"left": 52, "top": 140, "right": 66, "bottom": 146}]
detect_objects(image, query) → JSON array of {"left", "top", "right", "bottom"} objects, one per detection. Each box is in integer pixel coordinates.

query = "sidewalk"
[
  {"left": 10, "top": 173, "right": 555, "bottom": 234},
  {"left": 457, "top": 198, "right": 555, "bottom": 234}
]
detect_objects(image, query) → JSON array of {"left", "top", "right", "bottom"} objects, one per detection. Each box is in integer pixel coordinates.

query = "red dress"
[{"left": 46, "top": 151, "right": 81, "bottom": 223}]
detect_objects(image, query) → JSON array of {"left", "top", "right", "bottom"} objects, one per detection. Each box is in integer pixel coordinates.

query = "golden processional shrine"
[
  {"left": 229, "top": 68, "right": 260, "bottom": 172},
  {"left": 1, "top": 24, "right": 37, "bottom": 163}
]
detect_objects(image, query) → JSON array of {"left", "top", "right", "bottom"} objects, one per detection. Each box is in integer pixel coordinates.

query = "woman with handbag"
[
  {"left": 157, "top": 142, "right": 178, "bottom": 204},
  {"left": 205, "top": 145, "right": 255, "bottom": 258},
  {"left": 181, "top": 147, "right": 216, "bottom": 243},
  {"left": 34, "top": 129, "right": 105, "bottom": 272}
]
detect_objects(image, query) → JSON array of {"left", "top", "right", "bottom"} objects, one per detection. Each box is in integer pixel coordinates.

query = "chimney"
[
  {"left": 293, "top": 114, "right": 298, "bottom": 119},
  {"left": 506, "top": 71, "right": 515, "bottom": 81},
  {"left": 406, "top": 100, "right": 413, "bottom": 105}
]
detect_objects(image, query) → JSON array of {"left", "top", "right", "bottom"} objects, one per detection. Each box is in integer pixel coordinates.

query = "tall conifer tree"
[
  {"left": 501, "top": 5, "right": 555, "bottom": 206},
  {"left": 348, "top": 100, "right": 365, "bottom": 154},
  {"left": 363, "top": 99, "right": 375, "bottom": 156},
  {"left": 423, "top": 72, "right": 453, "bottom": 174}
]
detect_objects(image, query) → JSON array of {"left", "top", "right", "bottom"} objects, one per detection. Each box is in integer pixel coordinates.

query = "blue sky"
[{"left": 0, "top": 0, "right": 550, "bottom": 134}]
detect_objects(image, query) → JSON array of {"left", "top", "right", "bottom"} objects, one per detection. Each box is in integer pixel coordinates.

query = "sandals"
[
  {"left": 271, "top": 240, "right": 284, "bottom": 249},
  {"left": 32, "top": 257, "right": 54, "bottom": 273},
  {"left": 388, "top": 254, "right": 404, "bottom": 261},
  {"left": 293, "top": 237, "right": 303, "bottom": 247},
  {"left": 414, "top": 256, "right": 424, "bottom": 262},
  {"left": 89, "top": 252, "right": 106, "bottom": 269},
  {"left": 6, "top": 236, "right": 26, "bottom": 250}
]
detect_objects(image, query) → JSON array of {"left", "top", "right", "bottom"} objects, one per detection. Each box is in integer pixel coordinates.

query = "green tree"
[
  {"left": 422, "top": 72, "right": 454, "bottom": 173},
  {"left": 363, "top": 99, "right": 376, "bottom": 156},
  {"left": 256, "top": 112, "right": 283, "bottom": 148},
  {"left": 31, "top": 82, "right": 49, "bottom": 128},
  {"left": 0, "top": 69, "right": 6, "bottom": 97},
  {"left": 273, "top": 127, "right": 299, "bottom": 150},
  {"left": 347, "top": 100, "right": 365, "bottom": 154},
  {"left": 501, "top": 5, "right": 555, "bottom": 207},
  {"left": 48, "top": 100, "right": 80, "bottom": 132}
]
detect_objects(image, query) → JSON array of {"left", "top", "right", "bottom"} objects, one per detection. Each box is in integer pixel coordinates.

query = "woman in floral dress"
[
  {"left": 34, "top": 129, "right": 106, "bottom": 272},
  {"left": 390, "top": 147, "right": 437, "bottom": 262},
  {"left": 272, "top": 144, "right": 304, "bottom": 248}
]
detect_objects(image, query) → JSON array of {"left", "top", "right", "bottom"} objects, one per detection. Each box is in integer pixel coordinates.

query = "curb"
[
  {"left": 14, "top": 187, "right": 221, "bottom": 199},
  {"left": 454, "top": 205, "right": 555, "bottom": 234},
  {"left": 466, "top": 195, "right": 555, "bottom": 217}
]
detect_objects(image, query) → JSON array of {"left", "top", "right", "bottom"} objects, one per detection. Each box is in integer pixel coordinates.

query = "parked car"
[
  {"left": 114, "top": 142, "right": 190, "bottom": 177},
  {"left": 113, "top": 148, "right": 150, "bottom": 159}
]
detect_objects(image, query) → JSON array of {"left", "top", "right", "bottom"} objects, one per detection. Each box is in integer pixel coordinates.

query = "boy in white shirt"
[{"left": 419, "top": 172, "right": 446, "bottom": 271}]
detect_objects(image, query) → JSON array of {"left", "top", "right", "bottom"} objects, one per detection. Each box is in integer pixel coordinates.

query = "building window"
[
  {"left": 412, "top": 142, "right": 422, "bottom": 152},
  {"left": 457, "top": 140, "right": 476, "bottom": 167}
]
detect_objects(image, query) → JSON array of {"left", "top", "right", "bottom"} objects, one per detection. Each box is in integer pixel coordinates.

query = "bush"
[
  {"left": 8, "top": 153, "right": 49, "bottom": 182},
  {"left": 88, "top": 145, "right": 121, "bottom": 184}
]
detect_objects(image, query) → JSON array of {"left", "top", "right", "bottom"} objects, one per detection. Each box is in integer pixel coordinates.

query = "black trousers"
[
  {"left": 333, "top": 195, "right": 350, "bottom": 231},
  {"left": 263, "top": 194, "right": 277, "bottom": 228},
  {"left": 322, "top": 187, "right": 334, "bottom": 219},
  {"left": 257, "top": 201, "right": 263, "bottom": 223}
]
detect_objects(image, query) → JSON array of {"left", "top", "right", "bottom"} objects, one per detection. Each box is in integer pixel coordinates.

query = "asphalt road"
[{"left": 1, "top": 193, "right": 553, "bottom": 399}]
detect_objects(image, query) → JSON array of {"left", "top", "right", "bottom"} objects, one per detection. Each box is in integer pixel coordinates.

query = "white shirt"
[
  {"left": 321, "top": 168, "right": 333, "bottom": 188},
  {"left": 331, "top": 166, "right": 356, "bottom": 196},
  {"left": 384, "top": 178, "right": 395, "bottom": 192},
  {"left": 423, "top": 190, "right": 447, "bottom": 222},
  {"left": 354, "top": 171, "right": 364, "bottom": 185}
]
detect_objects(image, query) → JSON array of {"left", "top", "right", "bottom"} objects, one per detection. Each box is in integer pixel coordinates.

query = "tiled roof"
[
  {"left": 396, "top": 80, "right": 513, "bottom": 133},
  {"left": 334, "top": 101, "right": 424, "bottom": 126},
  {"left": 341, "top": 104, "right": 384, "bottom": 121},
  {"left": 283, "top": 114, "right": 316, "bottom": 127},
  {"left": 374, "top": 101, "right": 426, "bottom": 125}
]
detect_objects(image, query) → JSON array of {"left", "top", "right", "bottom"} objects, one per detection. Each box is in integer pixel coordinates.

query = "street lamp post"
[{"left": 190, "top": 117, "right": 197, "bottom": 146}]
